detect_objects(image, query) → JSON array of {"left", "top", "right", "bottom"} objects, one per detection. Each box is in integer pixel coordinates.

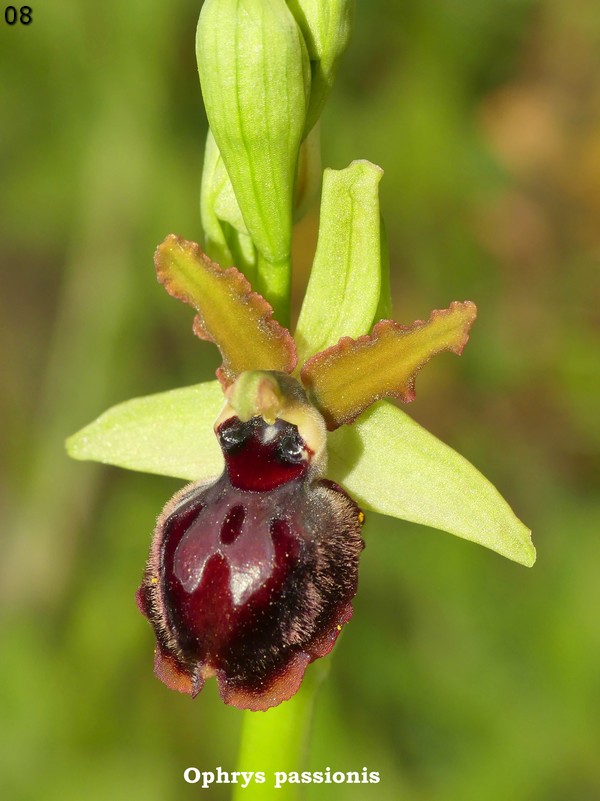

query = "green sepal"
[
  {"left": 328, "top": 401, "right": 536, "bottom": 567},
  {"left": 295, "top": 160, "right": 384, "bottom": 364},
  {"left": 66, "top": 382, "right": 225, "bottom": 482}
]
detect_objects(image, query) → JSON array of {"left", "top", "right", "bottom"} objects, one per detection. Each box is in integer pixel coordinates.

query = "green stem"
[
  {"left": 233, "top": 660, "right": 329, "bottom": 801},
  {"left": 256, "top": 252, "right": 292, "bottom": 328}
]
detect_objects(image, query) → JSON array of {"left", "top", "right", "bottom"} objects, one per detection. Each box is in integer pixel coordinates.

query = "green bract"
[
  {"left": 200, "top": 130, "right": 258, "bottom": 285},
  {"left": 286, "top": 0, "right": 354, "bottom": 134},
  {"left": 67, "top": 159, "right": 535, "bottom": 568},
  {"left": 197, "top": 0, "right": 353, "bottom": 328},
  {"left": 200, "top": 127, "right": 322, "bottom": 286}
]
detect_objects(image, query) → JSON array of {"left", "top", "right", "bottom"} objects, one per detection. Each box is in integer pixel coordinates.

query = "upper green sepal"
[{"left": 295, "top": 160, "right": 386, "bottom": 364}]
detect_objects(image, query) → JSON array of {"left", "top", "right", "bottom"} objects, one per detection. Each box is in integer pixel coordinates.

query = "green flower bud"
[
  {"left": 286, "top": 0, "right": 354, "bottom": 134},
  {"left": 196, "top": 0, "right": 311, "bottom": 321},
  {"left": 201, "top": 123, "right": 320, "bottom": 278}
]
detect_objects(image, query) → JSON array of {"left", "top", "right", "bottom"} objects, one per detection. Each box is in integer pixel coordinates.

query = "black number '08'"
[{"left": 4, "top": 6, "right": 32, "bottom": 25}]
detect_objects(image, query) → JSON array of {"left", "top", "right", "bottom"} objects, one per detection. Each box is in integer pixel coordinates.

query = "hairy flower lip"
[{"left": 138, "top": 380, "right": 365, "bottom": 710}]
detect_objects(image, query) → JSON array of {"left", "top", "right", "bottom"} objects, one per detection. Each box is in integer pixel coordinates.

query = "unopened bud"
[
  {"left": 197, "top": 0, "right": 310, "bottom": 269},
  {"left": 287, "top": 0, "right": 354, "bottom": 133}
]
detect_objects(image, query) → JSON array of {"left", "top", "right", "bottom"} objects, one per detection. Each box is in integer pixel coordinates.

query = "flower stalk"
[{"left": 233, "top": 661, "right": 329, "bottom": 801}]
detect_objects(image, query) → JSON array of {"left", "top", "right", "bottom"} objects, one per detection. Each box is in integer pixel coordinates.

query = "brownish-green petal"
[
  {"left": 301, "top": 301, "right": 477, "bottom": 429},
  {"left": 155, "top": 235, "right": 297, "bottom": 386}
]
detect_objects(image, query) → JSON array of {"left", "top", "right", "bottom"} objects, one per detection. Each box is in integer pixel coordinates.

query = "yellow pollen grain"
[
  {"left": 150, "top": 577, "right": 158, "bottom": 584},
  {"left": 337, "top": 625, "right": 342, "bottom": 631},
  {"left": 358, "top": 512, "right": 365, "bottom": 524}
]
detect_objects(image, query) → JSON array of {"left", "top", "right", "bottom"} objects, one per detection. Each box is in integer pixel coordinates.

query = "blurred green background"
[{"left": 1, "top": 1, "right": 599, "bottom": 799}]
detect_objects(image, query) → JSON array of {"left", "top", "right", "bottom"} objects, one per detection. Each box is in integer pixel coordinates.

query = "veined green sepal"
[
  {"left": 328, "top": 401, "right": 536, "bottom": 567},
  {"left": 295, "top": 160, "right": 385, "bottom": 364},
  {"left": 65, "top": 382, "right": 225, "bottom": 482}
]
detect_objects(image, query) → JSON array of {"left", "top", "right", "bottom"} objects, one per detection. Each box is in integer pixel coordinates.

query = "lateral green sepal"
[
  {"left": 66, "top": 382, "right": 225, "bottom": 482},
  {"left": 328, "top": 401, "right": 536, "bottom": 567}
]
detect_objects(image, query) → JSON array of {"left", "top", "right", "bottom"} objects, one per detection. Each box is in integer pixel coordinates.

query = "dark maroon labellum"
[{"left": 138, "top": 414, "right": 365, "bottom": 710}]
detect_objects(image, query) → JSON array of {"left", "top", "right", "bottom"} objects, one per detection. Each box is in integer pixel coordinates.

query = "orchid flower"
[{"left": 66, "top": 0, "right": 534, "bottom": 715}]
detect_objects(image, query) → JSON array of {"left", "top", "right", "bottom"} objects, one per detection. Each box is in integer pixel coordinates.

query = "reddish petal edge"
[
  {"left": 155, "top": 235, "right": 297, "bottom": 388},
  {"left": 153, "top": 645, "right": 205, "bottom": 697},
  {"left": 218, "top": 652, "right": 311, "bottom": 712},
  {"left": 217, "top": 603, "right": 354, "bottom": 711},
  {"left": 301, "top": 300, "right": 478, "bottom": 429},
  {"left": 144, "top": 601, "right": 355, "bottom": 711}
]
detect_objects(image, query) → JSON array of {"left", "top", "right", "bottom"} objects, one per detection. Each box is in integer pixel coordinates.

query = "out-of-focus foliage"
[{"left": 1, "top": 1, "right": 599, "bottom": 799}]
